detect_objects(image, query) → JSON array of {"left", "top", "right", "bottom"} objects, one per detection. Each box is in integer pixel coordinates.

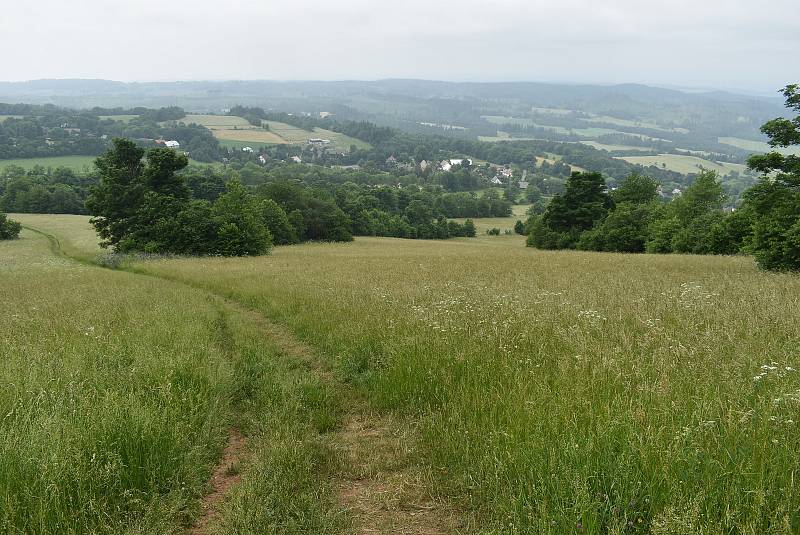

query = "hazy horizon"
[
  {"left": 0, "top": 77, "right": 786, "bottom": 99},
  {"left": 2, "top": 0, "right": 797, "bottom": 94}
]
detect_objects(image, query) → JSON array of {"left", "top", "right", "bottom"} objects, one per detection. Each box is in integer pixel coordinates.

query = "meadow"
[
  {"left": 0, "top": 155, "right": 97, "bottom": 172},
  {"left": 139, "top": 232, "right": 799, "bottom": 533},
  {"left": 617, "top": 153, "right": 748, "bottom": 176},
  {"left": 1, "top": 217, "right": 345, "bottom": 534},
  {"left": 98, "top": 114, "right": 139, "bottom": 123},
  {"left": 0, "top": 155, "right": 216, "bottom": 173},
  {"left": 718, "top": 137, "right": 800, "bottom": 156},
  {"left": 7, "top": 213, "right": 800, "bottom": 533},
  {"left": 179, "top": 115, "right": 370, "bottom": 153},
  {"left": 262, "top": 120, "right": 372, "bottom": 152},
  {"left": 579, "top": 141, "right": 654, "bottom": 153}
]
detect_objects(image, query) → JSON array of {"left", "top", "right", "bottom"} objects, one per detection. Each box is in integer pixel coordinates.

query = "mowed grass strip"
[{"left": 136, "top": 235, "right": 800, "bottom": 533}]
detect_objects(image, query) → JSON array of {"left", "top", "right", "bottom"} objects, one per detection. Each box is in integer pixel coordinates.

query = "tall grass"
[
  {"left": 0, "top": 228, "right": 342, "bottom": 533},
  {"left": 139, "top": 237, "right": 800, "bottom": 534}
]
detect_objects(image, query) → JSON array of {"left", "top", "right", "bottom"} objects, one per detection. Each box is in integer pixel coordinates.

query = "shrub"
[{"left": 0, "top": 213, "right": 21, "bottom": 239}]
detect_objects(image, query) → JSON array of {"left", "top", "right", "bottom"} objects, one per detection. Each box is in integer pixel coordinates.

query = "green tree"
[
  {"left": 578, "top": 202, "right": 659, "bottom": 253},
  {"left": 743, "top": 84, "right": 800, "bottom": 271},
  {"left": 87, "top": 137, "right": 272, "bottom": 256},
  {"left": 612, "top": 173, "right": 659, "bottom": 205},
  {"left": 86, "top": 138, "right": 146, "bottom": 249},
  {"left": 259, "top": 198, "right": 297, "bottom": 245},
  {"left": 528, "top": 171, "right": 613, "bottom": 249},
  {"left": 212, "top": 181, "right": 272, "bottom": 256},
  {"left": 0, "top": 213, "right": 21, "bottom": 240},
  {"left": 645, "top": 170, "right": 726, "bottom": 254}
]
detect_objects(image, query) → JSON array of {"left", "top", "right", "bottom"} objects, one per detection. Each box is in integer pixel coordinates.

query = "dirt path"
[
  {"left": 187, "top": 430, "right": 247, "bottom": 535},
  {"left": 222, "top": 299, "right": 463, "bottom": 534}
]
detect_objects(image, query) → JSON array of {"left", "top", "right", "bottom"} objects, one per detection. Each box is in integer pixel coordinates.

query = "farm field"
[
  {"left": 451, "top": 204, "right": 530, "bottom": 235},
  {"left": 0, "top": 155, "right": 97, "bottom": 171},
  {"left": 263, "top": 120, "right": 372, "bottom": 151},
  {"left": 718, "top": 136, "right": 800, "bottom": 156},
  {"left": 98, "top": 114, "right": 139, "bottom": 122},
  {"left": 8, "top": 214, "right": 800, "bottom": 533},
  {"left": 579, "top": 141, "right": 654, "bottom": 152},
  {"left": 0, "top": 155, "right": 216, "bottom": 172},
  {"left": 617, "top": 153, "right": 749, "bottom": 176},
  {"left": 181, "top": 115, "right": 371, "bottom": 152},
  {"left": 211, "top": 127, "right": 288, "bottom": 145},
  {"left": 581, "top": 115, "right": 680, "bottom": 132}
]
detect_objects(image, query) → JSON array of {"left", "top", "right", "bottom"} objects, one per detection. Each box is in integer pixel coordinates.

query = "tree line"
[
  {"left": 0, "top": 106, "right": 220, "bottom": 161},
  {"left": 525, "top": 83, "right": 800, "bottom": 271},
  {"left": 86, "top": 139, "right": 479, "bottom": 256}
]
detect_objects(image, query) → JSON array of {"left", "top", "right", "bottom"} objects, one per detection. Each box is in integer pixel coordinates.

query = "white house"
[
  {"left": 291, "top": 156, "right": 302, "bottom": 164},
  {"left": 164, "top": 140, "right": 180, "bottom": 149},
  {"left": 418, "top": 159, "right": 429, "bottom": 171},
  {"left": 258, "top": 155, "right": 268, "bottom": 164},
  {"left": 518, "top": 180, "right": 529, "bottom": 189},
  {"left": 242, "top": 146, "right": 254, "bottom": 153},
  {"left": 489, "top": 176, "right": 503, "bottom": 185}
]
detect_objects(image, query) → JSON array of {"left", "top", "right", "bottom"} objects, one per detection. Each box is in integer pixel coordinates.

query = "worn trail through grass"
[
  {"left": 212, "top": 297, "right": 462, "bottom": 535},
  {"left": 27, "top": 222, "right": 462, "bottom": 535}
]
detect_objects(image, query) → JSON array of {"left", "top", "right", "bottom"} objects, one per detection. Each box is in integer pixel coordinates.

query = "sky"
[{"left": 1, "top": 0, "right": 797, "bottom": 93}]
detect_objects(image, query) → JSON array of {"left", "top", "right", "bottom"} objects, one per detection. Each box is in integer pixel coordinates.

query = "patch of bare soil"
[{"left": 187, "top": 429, "right": 247, "bottom": 535}]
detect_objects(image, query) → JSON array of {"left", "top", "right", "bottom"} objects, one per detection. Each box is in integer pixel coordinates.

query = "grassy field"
[
  {"left": 264, "top": 121, "right": 371, "bottom": 151},
  {"left": 211, "top": 128, "right": 288, "bottom": 145},
  {"left": 718, "top": 137, "right": 800, "bottom": 156},
  {"left": 451, "top": 204, "right": 530, "bottom": 235},
  {"left": 98, "top": 114, "right": 139, "bottom": 122},
  {"left": 482, "top": 116, "right": 626, "bottom": 138},
  {"left": 0, "top": 155, "right": 217, "bottom": 173},
  {"left": 180, "top": 115, "right": 370, "bottom": 152},
  {"left": 1, "top": 215, "right": 345, "bottom": 533},
  {"left": 8, "top": 214, "right": 800, "bottom": 533},
  {"left": 579, "top": 141, "right": 654, "bottom": 153},
  {"left": 131, "top": 231, "right": 799, "bottom": 533},
  {"left": 617, "top": 153, "right": 749, "bottom": 176},
  {"left": 184, "top": 115, "right": 252, "bottom": 128},
  {"left": 0, "top": 226, "right": 235, "bottom": 532},
  {"left": 0, "top": 155, "right": 97, "bottom": 171}
]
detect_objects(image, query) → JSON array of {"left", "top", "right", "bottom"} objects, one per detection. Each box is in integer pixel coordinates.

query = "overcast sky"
[{"left": 1, "top": 0, "right": 797, "bottom": 93}]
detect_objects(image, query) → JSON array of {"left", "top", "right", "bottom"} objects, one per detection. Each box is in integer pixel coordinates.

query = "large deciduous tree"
[
  {"left": 744, "top": 84, "right": 800, "bottom": 271},
  {"left": 87, "top": 138, "right": 272, "bottom": 256},
  {"left": 527, "top": 171, "right": 613, "bottom": 249}
]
